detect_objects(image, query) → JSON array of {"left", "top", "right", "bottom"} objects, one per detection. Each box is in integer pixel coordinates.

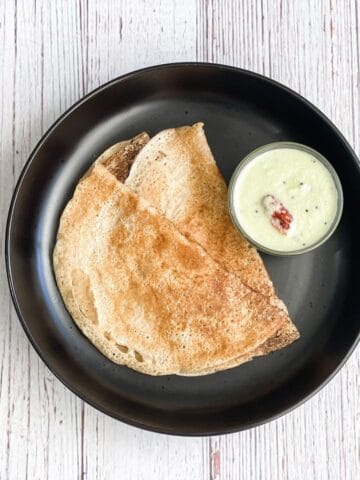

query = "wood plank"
[{"left": 0, "top": 1, "right": 358, "bottom": 479}]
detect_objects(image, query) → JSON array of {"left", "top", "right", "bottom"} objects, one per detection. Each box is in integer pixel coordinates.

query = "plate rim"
[{"left": 5, "top": 62, "right": 360, "bottom": 436}]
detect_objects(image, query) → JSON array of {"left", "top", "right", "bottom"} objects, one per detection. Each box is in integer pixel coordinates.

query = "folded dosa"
[
  {"left": 125, "top": 124, "right": 299, "bottom": 356},
  {"left": 53, "top": 139, "right": 294, "bottom": 375}
]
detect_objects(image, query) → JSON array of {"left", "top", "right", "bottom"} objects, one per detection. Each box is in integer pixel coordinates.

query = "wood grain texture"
[{"left": 0, "top": 1, "right": 358, "bottom": 479}]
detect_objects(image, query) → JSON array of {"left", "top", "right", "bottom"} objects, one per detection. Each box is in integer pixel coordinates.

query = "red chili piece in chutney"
[{"left": 262, "top": 194, "right": 293, "bottom": 235}]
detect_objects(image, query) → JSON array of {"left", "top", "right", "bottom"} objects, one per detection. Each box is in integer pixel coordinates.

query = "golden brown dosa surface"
[
  {"left": 125, "top": 124, "right": 299, "bottom": 358},
  {"left": 53, "top": 162, "right": 291, "bottom": 375}
]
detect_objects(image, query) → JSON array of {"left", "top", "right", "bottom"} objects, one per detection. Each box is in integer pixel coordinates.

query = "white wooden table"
[{"left": 0, "top": 1, "right": 359, "bottom": 479}]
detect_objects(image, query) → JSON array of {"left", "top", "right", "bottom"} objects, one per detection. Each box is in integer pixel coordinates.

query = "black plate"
[{"left": 6, "top": 63, "right": 360, "bottom": 435}]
